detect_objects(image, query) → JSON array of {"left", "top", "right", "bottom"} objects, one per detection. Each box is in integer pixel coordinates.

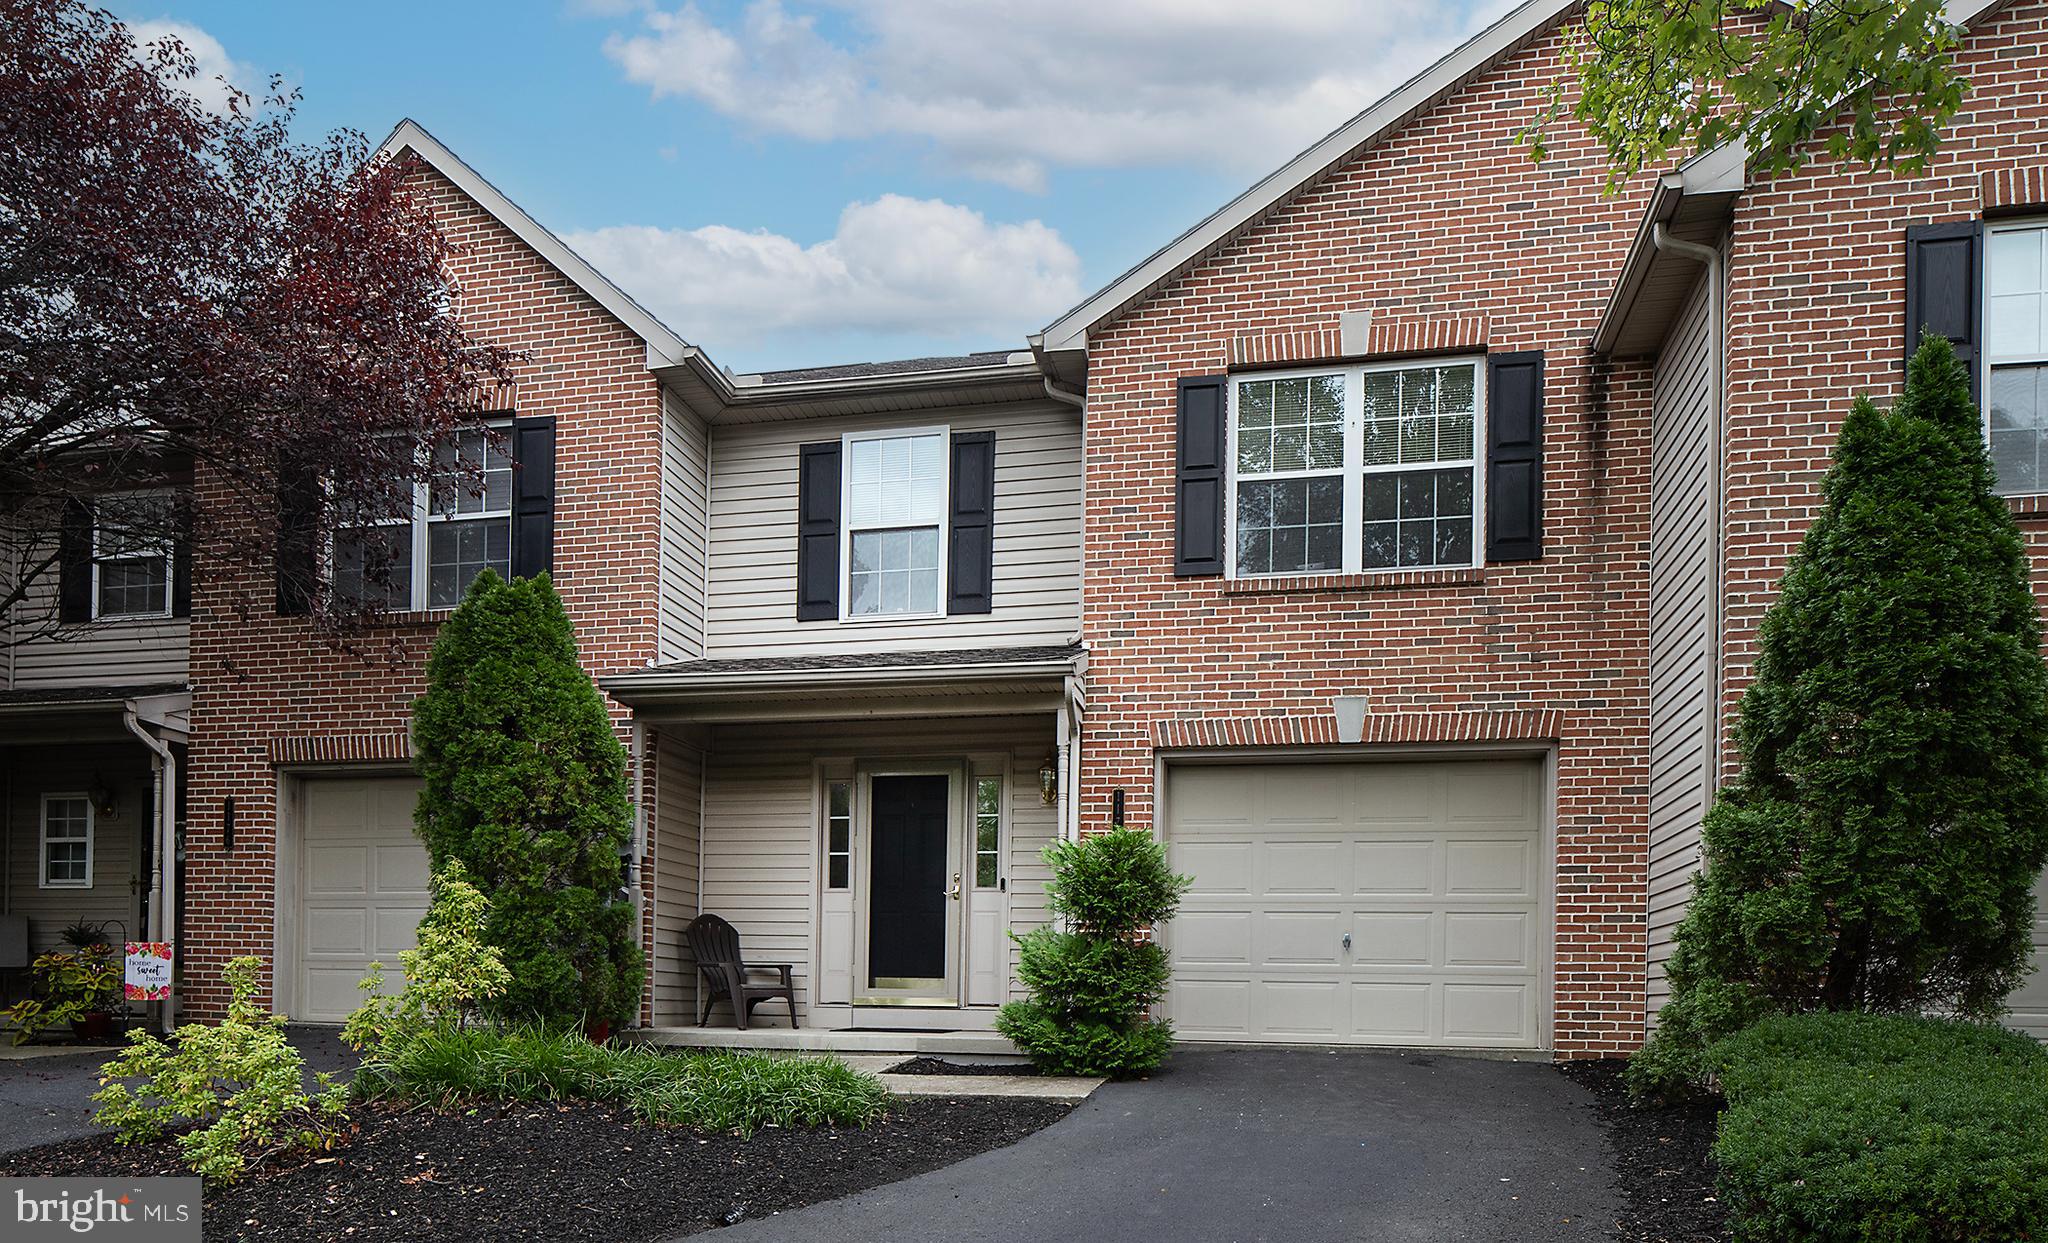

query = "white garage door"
[
  {"left": 1165, "top": 759, "right": 1547, "bottom": 1049},
  {"left": 2010, "top": 869, "right": 2048, "bottom": 1040},
  {"left": 296, "top": 777, "right": 431, "bottom": 1024}
]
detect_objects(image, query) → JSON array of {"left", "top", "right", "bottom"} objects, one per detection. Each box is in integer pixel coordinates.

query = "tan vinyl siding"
[
  {"left": 657, "top": 391, "right": 711, "bottom": 665},
  {"left": 692, "top": 715, "right": 1056, "bottom": 1023},
  {"left": 651, "top": 731, "right": 704, "bottom": 1026},
  {"left": 3, "top": 744, "right": 149, "bottom": 954},
  {"left": 703, "top": 400, "right": 1081, "bottom": 657},
  {"left": 1646, "top": 270, "right": 1720, "bottom": 1014}
]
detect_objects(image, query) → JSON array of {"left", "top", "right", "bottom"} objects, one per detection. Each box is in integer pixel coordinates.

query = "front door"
[{"left": 865, "top": 773, "right": 956, "bottom": 1001}]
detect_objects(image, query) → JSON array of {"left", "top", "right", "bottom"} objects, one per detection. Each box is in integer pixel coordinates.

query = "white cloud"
[
  {"left": 128, "top": 18, "right": 254, "bottom": 115},
  {"left": 600, "top": 0, "right": 1520, "bottom": 189},
  {"left": 564, "top": 194, "right": 1081, "bottom": 354}
]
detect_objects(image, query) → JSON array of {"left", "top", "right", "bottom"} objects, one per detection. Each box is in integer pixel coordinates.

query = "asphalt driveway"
[
  {"left": 0, "top": 1027, "right": 358, "bottom": 1157},
  {"left": 713, "top": 1047, "right": 1621, "bottom": 1243}
]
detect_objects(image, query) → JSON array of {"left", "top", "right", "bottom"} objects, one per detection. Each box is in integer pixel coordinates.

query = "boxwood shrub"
[{"left": 1707, "top": 1012, "right": 2048, "bottom": 1242}]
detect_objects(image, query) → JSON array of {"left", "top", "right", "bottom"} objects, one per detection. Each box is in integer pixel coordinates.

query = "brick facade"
[
  {"left": 1719, "top": 0, "right": 2048, "bottom": 766},
  {"left": 1074, "top": 23, "right": 1657, "bottom": 1057},
  {"left": 179, "top": 163, "right": 667, "bottom": 1020}
]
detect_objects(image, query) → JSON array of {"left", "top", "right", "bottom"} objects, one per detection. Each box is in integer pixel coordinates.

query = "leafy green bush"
[
  {"left": 1707, "top": 1012, "right": 2048, "bottom": 1242},
  {"left": 91, "top": 957, "right": 349, "bottom": 1181},
  {"left": 343, "top": 861, "right": 510, "bottom": 1059},
  {"left": 411, "top": 570, "right": 643, "bottom": 1026},
  {"left": 1636, "top": 335, "right": 2048, "bottom": 1097},
  {"left": 355, "top": 1026, "right": 887, "bottom": 1136},
  {"left": 998, "top": 827, "right": 1191, "bottom": 1078},
  {"left": 3, "top": 943, "right": 123, "bottom": 1044}
]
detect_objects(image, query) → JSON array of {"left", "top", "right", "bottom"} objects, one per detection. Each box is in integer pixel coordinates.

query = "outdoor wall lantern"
[
  {"left": 87, "top": 773, "right": 118, "bottom": 818},
  {"left": 222, "top": 796, "right": 235, "bottom": 852},
  {"left": 1111, "top": 788, "right": 1126, "bottom": 828},
  {"left": 1038, "top": 752, "right": 1059, "bottom": 805}
]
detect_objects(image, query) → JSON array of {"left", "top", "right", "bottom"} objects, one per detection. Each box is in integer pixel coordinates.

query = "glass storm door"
[{"left": 862, "top": 772, "right": 959, "bottom": 1002}]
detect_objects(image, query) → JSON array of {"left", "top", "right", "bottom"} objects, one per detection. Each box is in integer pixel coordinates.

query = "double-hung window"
[
  {"left": 1987, "top": 222, "right": 2048, "bottom": 495},
  {"left": 41, "top": 795, "right": 91, "bottom": 888},
  {"left": 331, "top": 420, "right": 513, "bottom": 610},
  {"left": 1229, "top": 359, "right": 1482, "bottom": 577},
  {"left": 91, "top": 491, "right": 175, "bottom": 619},
  {"left": 843, "top": 429, "right": 946, "bottom": 618}
]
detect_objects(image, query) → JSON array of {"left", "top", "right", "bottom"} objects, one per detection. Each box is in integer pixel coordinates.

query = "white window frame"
[
  {"left": 839, "top": 425, "right": 950, "bottom": 622},
  {"left": 972, "top": 772, "right": 1004, "bottom": 891},
  {"left": 1224, "top": 356, "right": 1487, "bottom": 579},
  {"left": 39, "top": 793, "right": 93, "bottom": 890},
  {"left": 328, "top": 418, "right": 513, "bottom": 612},
  {"left": 90, "top": 489, "right": 175, "bottom": 621},
  {"left": 1983, "top": 218, "right": 2048, "bottom": 497}
]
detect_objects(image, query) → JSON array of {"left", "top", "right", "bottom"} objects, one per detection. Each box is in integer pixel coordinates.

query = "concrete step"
[{"left": 633, "top": 1025, "right": 1022, "bottom": 1059}]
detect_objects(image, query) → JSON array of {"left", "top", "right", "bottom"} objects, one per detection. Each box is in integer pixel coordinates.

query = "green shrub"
[
  {"left": 2, "top": 943, "right": 123, "bottom": 1044},
  {"left": 1707, "top": 1012, "right": 2048, "bottom": 1242},
  {"left": 90, "top": 957, "right": 349, "bottom": 1182},
  {"left": 1636, "top": 335, "right": 2048, "bottom": 1097},
  {"left": 998, "top": 826, "right": 1191, "bottom": 1078},
  {"left": 355, "top": 1026, "right": 887, "bottom": 1136},
  {"left": 343, "top": 861, "right": 511, "bottom": 1059},
  {"left": 411, "top": 570, "right": 643, "bottom": 1026}
]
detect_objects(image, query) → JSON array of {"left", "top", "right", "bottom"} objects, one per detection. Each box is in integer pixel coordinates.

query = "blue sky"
[{"left": 111, "top": 1, "right": 1510, "bottom": 371}]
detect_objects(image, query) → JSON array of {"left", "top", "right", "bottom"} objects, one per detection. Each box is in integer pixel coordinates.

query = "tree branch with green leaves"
[{"left": 1525, "top": 0, "right": 1968, "bottom": 190}]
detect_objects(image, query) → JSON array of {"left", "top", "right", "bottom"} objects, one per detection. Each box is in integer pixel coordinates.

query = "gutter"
[{"left": 123, "top": 701, "right": 178, "bottom": 1034}]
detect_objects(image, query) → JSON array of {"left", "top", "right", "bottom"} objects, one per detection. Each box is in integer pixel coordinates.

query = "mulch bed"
[
  {"left": 1, "top": 1095, "right": 1074, "bottom": 1242},
  {"left": 1557, "top": 1059, "right": 1728, "bottom": 1242},
  {"left": 884, "top": 1056, "right": 1034, "bottom": 1076}
]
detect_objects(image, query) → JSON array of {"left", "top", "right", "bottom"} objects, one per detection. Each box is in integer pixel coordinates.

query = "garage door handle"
[{"left": 1341, "top": 932, "right": 1352, "bottom": 950}]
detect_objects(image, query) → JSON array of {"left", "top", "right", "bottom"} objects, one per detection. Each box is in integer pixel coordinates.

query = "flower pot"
[
  {"left": 71, "top": 1012, "right": 113, "bottom": 1041},
  {"left": 583, "top": 1018, "right": 612, "bottom": 1044}
]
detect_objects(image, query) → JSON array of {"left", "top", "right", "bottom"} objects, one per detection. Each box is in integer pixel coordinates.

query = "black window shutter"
[
  {"left": 947, "top": 431, "right": 996, "bottom": 615},
  {"left": 1904, "top": 220, "right": 1984, "bottom": 404},
  {"left": 510, "top": 415, "right": 555, "bottom": 580},
  {"left": 58, "top": 499, "right": 92, "bottom": 623},
  {"left": 1174, "top": 375, "right": 1228, "bottom": 577},
  {"left": 1486, "top": 351, "right": 1544, "bottom": 563},
  {"left": 796, "top": 441, "right": 841, "bottom": 620},
  {"left": 274, "top": 468, "right": 320, "bottom": 616}
]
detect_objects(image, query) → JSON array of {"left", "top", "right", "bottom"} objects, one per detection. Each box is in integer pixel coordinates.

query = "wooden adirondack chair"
[{"left": 685, "top": 913, "right": 798, "bottom": 1030}]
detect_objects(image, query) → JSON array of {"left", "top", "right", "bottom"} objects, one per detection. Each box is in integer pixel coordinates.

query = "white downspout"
[
  {"left": 1651, "top": 223, "right": 1727, "bottom": 794},
  {"left": 123, "top": 703, "right": 177, "bottom": 1033}
]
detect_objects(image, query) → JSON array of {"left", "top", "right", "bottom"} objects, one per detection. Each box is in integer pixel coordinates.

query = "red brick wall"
[
  {"left": 180, "top": 164, "right": 666, "bottom": 1020},
  {"left": 1077, "top": 23, "right": 1657, "bottom": 1057},
  {"left": 1719, "top": 0, "right": 2048, "bottom": 761}
]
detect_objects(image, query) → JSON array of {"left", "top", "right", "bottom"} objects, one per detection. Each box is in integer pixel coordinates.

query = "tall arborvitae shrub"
[
  {"left": 411, "top": 571, "right": 643, "bottom": 1026},
  {"left": 997, "top": 827, "right": 1191, "bottom": 1077},
  {"left": 1632, "top": 335, "right": 2048, "bottom": 1096}
]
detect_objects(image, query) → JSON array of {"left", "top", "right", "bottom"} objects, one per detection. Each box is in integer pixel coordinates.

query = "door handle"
[
  {"left": 947, "top": 872, "right": 962, "bottom": 901},
  {"left": 1342, "top": 932, "right": 1352, "bottom": 951}
]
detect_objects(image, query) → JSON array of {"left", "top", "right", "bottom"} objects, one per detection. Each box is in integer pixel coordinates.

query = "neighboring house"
[{"left": 11, "top": 0, "right": 2048, "bottom": 1057}]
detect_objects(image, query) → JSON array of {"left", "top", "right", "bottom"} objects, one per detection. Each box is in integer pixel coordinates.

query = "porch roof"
[
  {"left": 601, "top": 645, "right": 1084, "bottom": 722},
  {"left": 0, "top": 682, "right": 190, "bottom": 744}
]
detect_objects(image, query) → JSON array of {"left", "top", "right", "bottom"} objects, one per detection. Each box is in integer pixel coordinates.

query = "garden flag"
[{"left": 124, "top": 942, "right": 173, "bottom": 1001}]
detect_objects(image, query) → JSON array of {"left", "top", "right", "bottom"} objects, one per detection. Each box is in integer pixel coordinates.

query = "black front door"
[{"left": 868, "top": 774, "right": 950, "bottom": 986}]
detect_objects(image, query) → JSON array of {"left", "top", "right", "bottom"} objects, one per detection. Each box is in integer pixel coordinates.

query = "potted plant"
[{"left": 3, "top": 942, "right": 123, "bottom": 1044}]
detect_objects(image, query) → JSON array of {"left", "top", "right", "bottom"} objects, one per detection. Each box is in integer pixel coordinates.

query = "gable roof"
[
  {"left": 1031, "top": 0, "right": 1579, "bottom": 370},
  {"left": 378, "top": 119, "right": 696, "bottom": 368}
]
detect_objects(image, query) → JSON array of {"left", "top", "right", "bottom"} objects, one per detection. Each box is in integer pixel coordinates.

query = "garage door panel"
[
  {"left": 1443, "top": 983, "right": 1532, "bottom": 1043},
  {"left": 304, "top": 907, "right": 368, "bottom": 957},
  {"left": 375, "top": 844, "right": 432, "bottom": 893},
  {"left": 1176, "top": 841, "right": 1254, "bottom": 894},
  {"left": 373, "top": 905, "right": 427, "bottom": 957},
  {"left": 306, "top": 845, "right": 369, "bottom": 895},
  {"left": 1352, "top": 840, "right": 1435, "bottom": 893},
  {"left": 1259, "top": 910, "right": 1345, "bottom": 964},
  {"left": 1261, "top": 841, "right": 1345, "bottom": 894},
  {"left": 1445, "top": 838, "right": 1534, "bottom": 895},
  {"left": 1349, "top": 982, "right": 1432, "bottom": 1040},
  {"left": 1174, "top": 910, "right": 1253, "bottom": 966},
  {"left": 1168, "top": 766, "right": 1255, "bottom": 820},
  {"left": 1444, "top": 912, "right": 1532, "bottom": 968},
  {"left": 300, "top": 968, "right": 370, "bottom": 1023},
  {"left": 2009, "top": 869, "right": 2048, "bottom": 1038},
  {"left": 1168, "top": 760, "right": 1546, "bottom": 1050},
  {"left": 1351, "top": 912, "right": 1432, "bottom": 965},
  {"left": 1258, "top": 980, "right": 1344, "bottom": 1037}
]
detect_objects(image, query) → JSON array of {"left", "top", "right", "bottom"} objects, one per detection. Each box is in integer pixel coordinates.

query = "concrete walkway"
[{"left": 711, "top": 1047, "right": 1623, "bottom": 1243}]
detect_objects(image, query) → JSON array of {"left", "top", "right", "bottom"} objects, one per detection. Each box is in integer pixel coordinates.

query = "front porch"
[{"left": 606, "top": 646, "right": 1083, "bottom": 1044}]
